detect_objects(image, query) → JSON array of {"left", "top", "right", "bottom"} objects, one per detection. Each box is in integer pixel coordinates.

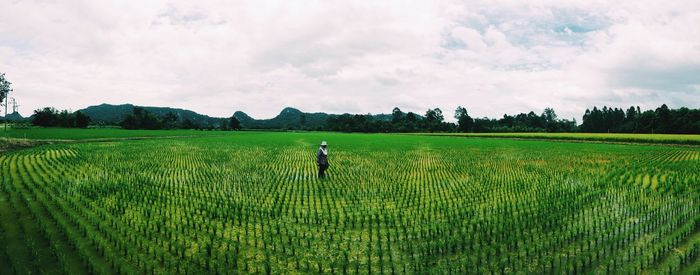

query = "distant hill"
[
  {"left": 234, "top": 107, "right": 330, "bottom": 130},
  {"left": 79, "top": 103, "right": 394, "bottom": 130},
  {"left": 0, "top": 112, "right": 26, "bottom": 122},
  {"left": 234, "top": 107, "right": 393, "bottom": 130},
  {"left": 80, "top": 103, "right": 223, "bottom": 127}
]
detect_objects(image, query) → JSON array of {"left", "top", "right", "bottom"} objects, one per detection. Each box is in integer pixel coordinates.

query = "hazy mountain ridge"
[
  {"left": 80, "top": 103, "right": 223, "bottom": 127},
  {"left": 234, "top": 107, "right": 394, "bottom": 130},
  {"left": 234, "top": 107, "right": 329, "bottom": 130},
  {"left": 79, "top": 103, "right": 392, "bottom": 129},
  {"left": 0, "top": 112, "right": 26, "bottom": 121}
]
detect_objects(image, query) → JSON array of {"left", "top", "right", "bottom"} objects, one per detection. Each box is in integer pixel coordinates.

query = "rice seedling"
[{"left": 0, "top": 131, "right": 698, "bottom": 273}]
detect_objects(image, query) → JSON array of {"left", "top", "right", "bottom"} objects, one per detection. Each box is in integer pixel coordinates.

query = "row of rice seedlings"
[{"left": 1, "top": 135, "right": 698, "bottom": 273}]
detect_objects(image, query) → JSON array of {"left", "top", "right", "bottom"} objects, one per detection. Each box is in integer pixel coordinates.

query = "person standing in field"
[{"left": 317, "top": 141, "right": 329, "bottom": 178}]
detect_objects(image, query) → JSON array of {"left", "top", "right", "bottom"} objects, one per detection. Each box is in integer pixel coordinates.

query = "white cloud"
[{"left": 0, "top": 0, "right": 699, "bottom": 122}]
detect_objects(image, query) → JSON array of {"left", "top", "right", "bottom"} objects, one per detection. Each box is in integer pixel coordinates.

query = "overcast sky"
[{"left": 1, "top": 0, "right": 699, "bottom": 121}]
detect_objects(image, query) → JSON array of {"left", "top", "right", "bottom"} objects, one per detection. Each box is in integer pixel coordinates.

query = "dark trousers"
[{"left": 318, "top": 164, "right": 329, "bottom": 178}]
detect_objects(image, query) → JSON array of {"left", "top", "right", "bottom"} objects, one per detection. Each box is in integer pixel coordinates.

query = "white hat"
[{"left": 321, "top": 141, "right": 327, "bottom": 146}]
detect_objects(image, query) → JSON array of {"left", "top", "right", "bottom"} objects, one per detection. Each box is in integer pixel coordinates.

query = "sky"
[{"left": 1, "top": 0, "right": 699, "bottom": 122}]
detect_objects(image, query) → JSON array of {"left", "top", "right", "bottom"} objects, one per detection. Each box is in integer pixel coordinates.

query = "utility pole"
[
  {"left": 0, "top": 72, "right": 11, "bottom": 133},
  {"left": 3, "top": 95, "right": 7, "bottom": 132},
  {"left": 3, "top": 89, "right": 11, "bottom": 132},
  {"left": 11, "top": 98, "right": 19, "bottom": 113}
]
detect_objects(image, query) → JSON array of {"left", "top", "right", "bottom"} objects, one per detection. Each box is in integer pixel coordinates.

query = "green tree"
[
  {"left": 454, "top": 106, "right": 474, "bottom": 132},
  {"left": 404, "top": 112, "right": 418, "bottom": 132},
  {"left": 0, "top": 73, "right": 11, "bottom": 104},
  {"left": 392, "top": 107, "right": 403, "bottom": 123},
  {"left": 75, "top": 111, "right": 91, "bottom": 128},
  {"left": 656, "top": 104, "right": 671, "bottom": 133},
  {"left": 425, "top": 108, "right": 444, "bottom": 123},
  {"left": 542, "top": 107, "right": 557, "bottom": 123},
  {"left": 57, "top": 110, "right": 75, "bottom": 127},
  {"left": 424, "top": 108, "right": 444, "bottom": 132},
  {"left": 162, "top": 112, "right": 178, "bottom": 129},
  {"left": 542, "top": 107, "right": 558, "bottom": 132},
  {"left": 121, "top": 107, "right": 162, "bottom": 130},
  {"left": 31, "top": 107, "right": 91, "bottom": 128},
  {"left": 31, "top": 107, "right": 59, "bottom": 127},
  {"left": 405, "top": 112, "right": 417, "bottom": 123}
]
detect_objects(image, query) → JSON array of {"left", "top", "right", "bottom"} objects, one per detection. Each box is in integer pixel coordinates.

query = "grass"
[
  {"left": 0, "top": 130, "right": 698, "bottom": 273},
  {"left": 422, "top": 132, "right": 700, "bottom": 145}
]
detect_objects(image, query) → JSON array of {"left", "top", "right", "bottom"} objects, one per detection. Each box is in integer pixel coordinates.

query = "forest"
[
  {"left": 325, "top": 104, "right": 699, "bottom": 134},
  {"left": 23, "top": 104, "right": 700, "bottom": 134}
]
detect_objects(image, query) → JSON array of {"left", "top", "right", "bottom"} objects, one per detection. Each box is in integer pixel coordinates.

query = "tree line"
[
  {"left": 26, "top": 103, "right": 700, "bottom": 134},
  {"left": 121, "top": 107, "right": 241, "bottom": 131},
  {"left": 458, "top": 107, "right": 578, "bottom": 133},
  {"left": 324, "top": 106, "right": 577, "bottom": 133},
  {"left": 325, "top": 108, "right": 453, "bottom": 133},
  {"left": 31, "top": 107, "right": 91, "bottom": 128},
  {"left": 323, "top": 104, "right": 699, "bottom": 134},
  {"left": 580, "top": 104, "right": 700, "bottom": 134}
]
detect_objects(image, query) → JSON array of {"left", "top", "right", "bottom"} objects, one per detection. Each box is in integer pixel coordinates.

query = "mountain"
[
  {"left": 234, "top": 107, "right": 393, "bottom": 130},
  {"left": 234, "top": 107, "right": 329, "bottom": 130},
  {"left": 80, "top": 103, "right": 223, "bottom": 127},
  {"left": 79, "top": 103, "right": 394, "bottom": 130},
  {"left": 0, "top": 112, "right": 26, "bottom": 122}
]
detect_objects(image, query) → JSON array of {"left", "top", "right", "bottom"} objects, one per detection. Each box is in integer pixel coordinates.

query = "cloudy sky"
[{"left": 1, "top": 0, "right": 699, "bottom": 121}]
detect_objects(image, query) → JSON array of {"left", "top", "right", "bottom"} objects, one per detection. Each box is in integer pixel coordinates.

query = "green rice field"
[
  {"left": 1, "top": 127, "right": 225, "bottom": 141},
  {"left": 1, "top": 129, "right": 699, "bottom": 274},
  {"left": 423, "top": 132, "right": 700, "bottom": 145}
]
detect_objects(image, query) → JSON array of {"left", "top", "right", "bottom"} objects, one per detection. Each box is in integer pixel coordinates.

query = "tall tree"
[
  {"left": 542, "top": 107, "right": 557, "bottom": 123},
  {"left": 497, "top": 114, "right": 514, "bottom": 128},
  {"left": 32, "top": 107, "right": 59, "bottom": 127},
  {"left": 391, "top": 107, "right": 403, "bottom": 123},
  {"left": 75, "top": 111, "right": 91, "bottom": 128},
  {"left": 57, "top": 110, "right": 75, "bottom": 128},
  {"left": 655, "top": 104, "right": 671, "bottom": 133},
  {"left": 0, "top": 73, "right": 10, "bottom": 104},
  {"left": 424, "top": 108, "right": 445, "bottom": 132},
  {"left": 405, "top": 112, "right": 417, "bottom": 123},
  {"left": 454, "top": 106, "right": 474, "bottom": 132},
  {"left": 542, "top": 107, "right": 557, "bottom": 132},
  {"left": 425, "top": 108, "right": 444, "bottom": 123},
  {"left": 625, "top": 106, "right": 636, "bottom": 120}
]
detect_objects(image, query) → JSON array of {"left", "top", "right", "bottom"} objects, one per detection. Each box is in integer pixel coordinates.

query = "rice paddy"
[{"left": 0, "top": 131, "right": 698, "bottom": 274}]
